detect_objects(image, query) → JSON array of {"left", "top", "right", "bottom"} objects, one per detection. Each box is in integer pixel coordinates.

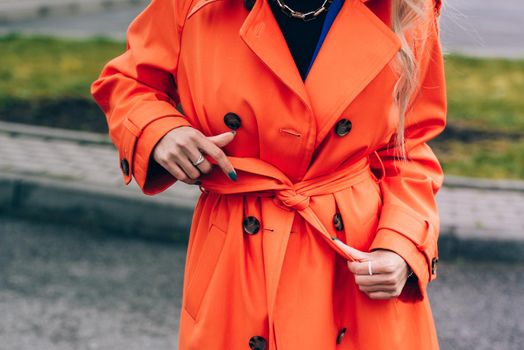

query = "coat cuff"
[{"left": 132, "top": 114, "right": 192, "bottom": 195}]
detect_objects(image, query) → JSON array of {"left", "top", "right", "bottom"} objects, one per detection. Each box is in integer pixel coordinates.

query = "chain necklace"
[{"left": 272, "top": 0, "right": 334, "bottom": 21}]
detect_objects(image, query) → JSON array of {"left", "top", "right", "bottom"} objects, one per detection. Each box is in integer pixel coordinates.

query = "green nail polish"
[{"left": 229, "top": 171, "right": 237, "bottom": 181}]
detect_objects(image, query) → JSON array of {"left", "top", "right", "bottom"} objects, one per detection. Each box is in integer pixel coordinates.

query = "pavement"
[
  {"left": 1, "top": 216, "right": 523, "bottom": 350},
  {"left": 0, "top": 0, "right": 524, "bottom": 58},
  {"left": 0, "top": 0, "right": 148, "bottom": 24},
  {"left": 1, "top": 120, "right": 524, "bottom": 261}
]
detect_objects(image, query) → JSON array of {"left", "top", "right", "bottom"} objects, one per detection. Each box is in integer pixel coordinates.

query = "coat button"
[
  {"left": 336, "top": 327, "right": 347, "bottom": 344},
  {"left": 249, "top": 335, "right": 267, "bottom": 350},
  {"left": 333, "top": 212, "right": 344, "bottom": 231},
  {"left": 243, "top": 216, "right": 260, "bottom": 234},
  {"left": 334, "top": 118, "right": 352, "bottom": 136},
  {"left": 431, "top": 257, "right": 439, "bottom": 275},
  {"left": 244, "top": 0, "right": 256, "bottom": 11},
  {"left": 120, "top": 158, "right": 130, "bottom": 176},
  {"left": 224, "top": 112, "right": 242, "bottom": 130}
]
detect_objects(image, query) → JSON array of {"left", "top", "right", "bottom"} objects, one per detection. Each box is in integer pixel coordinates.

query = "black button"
[
  {"left": 336, "top": 327, "right": 347, "bottom": 344},
  {"left": 333, "top": 212, "right": 344, "bottom": 231},
  {"left": 249, "top": 336, "right": 267, "bottom": 350},
  {"left": 120, "top": 158, "right": 130, "bottom": 176},
  {"left": 244, "top": 0, "right": 256, "bottom": 11},
  {"left": 431, "top": 257, "right": 439, "bottom": 275},
  {"left": 334, "top": 118, "right": 352, "bottom": 136},
  {"left": 243, "top": 216, "right": 260, "bottom": 234},
  {"left": 224, "top": 112, "right": 242, "bottom": 130}
]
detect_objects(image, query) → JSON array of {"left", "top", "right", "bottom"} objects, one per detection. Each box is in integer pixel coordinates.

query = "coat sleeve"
[
  {"left": 368, "top": 1, "right": 446, "bottom": 302},
  {"left": 90, "top": 0, "right": 193, "bottom": 195}
]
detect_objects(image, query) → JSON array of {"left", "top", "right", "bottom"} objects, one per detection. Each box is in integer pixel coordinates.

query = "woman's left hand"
[{"left": 332, "top": 238, "right": 412, "bottom": 300}]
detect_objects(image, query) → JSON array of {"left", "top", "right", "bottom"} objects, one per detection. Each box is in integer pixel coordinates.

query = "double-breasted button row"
[
  {"left": 334, "top": 118, "right": 352, "bottom": 136},
  {"left": 333, "top": 212, "right": 344, "bottom": 231},
  {"left": 431, "top": 257, "right": 439, "bottom": 275},
  {"left": 249, "top": 335, "right": 267, "bottom": 350},
  {"left": 336, "top": 327, "right": 347, "bottom": 344},
  {"left": 243, "top": 216, "right": 260, "bottom": 234},
  {"left": 224, "top": 112, "right": 242, "bottom": 130}
]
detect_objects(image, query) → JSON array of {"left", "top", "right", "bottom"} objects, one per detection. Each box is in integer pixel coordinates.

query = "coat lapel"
[
  {"left": 239, "top": 0, "right": 312, "bottom": 111},
  {"left": 304, "top": 0, "right": 401, "bottom": 144}
]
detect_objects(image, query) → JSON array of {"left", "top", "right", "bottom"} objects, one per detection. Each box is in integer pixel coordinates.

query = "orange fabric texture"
[{"left": 91, "top": 0, "right": 446, "bottom": 348}]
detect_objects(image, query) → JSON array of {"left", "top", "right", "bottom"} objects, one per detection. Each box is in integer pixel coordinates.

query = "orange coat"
[{"left": 91, "top": 0, "right": 446, "bottom": 348}]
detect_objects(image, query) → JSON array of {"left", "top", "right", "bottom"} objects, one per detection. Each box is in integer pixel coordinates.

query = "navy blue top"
[{"left": 268, "top": 0, "right": 345, "bottom": 81}]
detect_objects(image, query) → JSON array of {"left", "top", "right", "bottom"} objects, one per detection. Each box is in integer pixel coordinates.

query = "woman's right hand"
[{"left": 152, "top": 126, "right": 238, "bottom": 184}]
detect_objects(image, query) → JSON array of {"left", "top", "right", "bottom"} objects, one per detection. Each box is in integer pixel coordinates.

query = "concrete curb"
[
  {"left": 443, "top": 174, "right": 524, "bottom": 192},
  {"left": 0, "top": 121, "right": 111, "bottom": 145},
  {"left": 0, "top": 0, "right": 148, "bottom": 24},
  {"left": 1, "top": 172, "right": 524, "bottom": 262},
  {"left": 0, "top": 172, "right": 195, "bottom": 244}
]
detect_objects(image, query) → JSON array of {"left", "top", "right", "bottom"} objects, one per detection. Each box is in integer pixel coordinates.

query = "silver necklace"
[{"left": 272, "top": 0, "right": 334, "bottom": 21}]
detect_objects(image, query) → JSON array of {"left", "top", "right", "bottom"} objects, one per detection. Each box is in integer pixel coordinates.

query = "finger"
[
  {"left": 207, "top": 131, "right": 236, "bottom": 148},
  {"left": 173, "top": 150, "right": 202, "bottom": 180},
  {"left": 185, "top": 146, "right": 213, "bottom": 175},
  {"left": 198, "top": 137, "right": 237, "bottom": 181},
  {"left": 332, "top": 237, "right": 370, "bottom": 262},
  {"left": 159, "top": 159, "right": 194, "bottom": 184},
  {"left": 347, "top": 259, "right": 395, "bottom": 276},
  {"left": 366, "top": 291, "right": 397, "bottom": 300},
  {"left": 354, "top": 273, "right": 399, "bottom": 286},
  {"left": 358, "top": 284, "right": 397, "bottom": 293}
]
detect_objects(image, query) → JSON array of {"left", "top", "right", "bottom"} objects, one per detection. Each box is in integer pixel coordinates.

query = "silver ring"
[
  {"left": 368, "top": 261, "right": 373, "bottom": 276},
  {"left": 192, "top": 153, "right": 205, "bottom": 166}
]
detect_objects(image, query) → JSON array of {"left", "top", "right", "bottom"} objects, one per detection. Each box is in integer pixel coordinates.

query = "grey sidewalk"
[
  {"left": 1, "top": 121, "right": 523, "bottom": 260},
  {"left": 0, "top": 0, "right": 148, "bottom": 24}
]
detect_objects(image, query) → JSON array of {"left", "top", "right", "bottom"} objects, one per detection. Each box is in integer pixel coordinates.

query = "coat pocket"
[{"left": 184, "top": 223, "right": 227, "bottom": 321}]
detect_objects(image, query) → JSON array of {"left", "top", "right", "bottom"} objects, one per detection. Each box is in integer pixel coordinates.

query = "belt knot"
[{"left": 276, "top": 188, "right": 310, "bottom": 211}]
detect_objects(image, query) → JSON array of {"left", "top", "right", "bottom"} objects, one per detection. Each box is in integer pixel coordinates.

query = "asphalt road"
[
  {"left": 0, "top": 216, "right": 523, "bottom": 350},
  {"left": 0, "top": 0, "right": 523, "bottom": 58}
]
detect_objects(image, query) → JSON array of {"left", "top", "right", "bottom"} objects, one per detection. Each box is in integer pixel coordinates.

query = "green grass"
[
  {"left": 0, "top": 34, "right": 125, "bottom": 99},
  {"left": 444, "top": 54, "right": 524, "bottom": 133},
  {"left": 431, "top": 139, "right": 524, "bottom": 179},
  {"left": 0, "top": 34, "right": 522, "bottom": 179}
]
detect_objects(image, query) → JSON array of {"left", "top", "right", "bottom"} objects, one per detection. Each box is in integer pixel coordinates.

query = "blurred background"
[{"left": 0, "top": 0, "right": 523, "bottom": 349}]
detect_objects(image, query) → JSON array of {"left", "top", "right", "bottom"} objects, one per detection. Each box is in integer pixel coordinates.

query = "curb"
[
  {"left": 443, "top": 174, "right": 524, "bottom": 193},
  {"left": 0, "top": 172, "right": 195, "bottom": 244},
  {"left": 1, "top": 172, "right": 524, "bottom": 262},
  {"left": 0, "top": 121, "right": 111, "bottom": 145},
  {"left": 0, "top": 0, "right": 148, "bottom": 24}
]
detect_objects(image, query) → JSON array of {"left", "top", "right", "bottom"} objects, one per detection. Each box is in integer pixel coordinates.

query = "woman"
[{"left": 91, "top": 0, "right": 446, "bottom": 348}]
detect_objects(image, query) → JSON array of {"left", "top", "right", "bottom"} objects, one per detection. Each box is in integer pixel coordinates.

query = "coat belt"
[
  {"left": 199, "top": 153, "right": 381, "bottom": 262},
  {"left": 198, "top": 153, "right": 383, "bottom": 348}
]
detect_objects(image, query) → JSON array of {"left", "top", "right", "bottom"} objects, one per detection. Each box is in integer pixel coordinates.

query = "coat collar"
[
  {"left": 187, "top": 0, "right": 401, "bottom": 143},
  {"left": 239, "top": 0, "right": 401, "bottom": 141}
]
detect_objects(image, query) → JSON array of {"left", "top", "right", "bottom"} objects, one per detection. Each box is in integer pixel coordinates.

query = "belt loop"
[{"left": 368, "top": 150, "right": 385, "bottom": 183}]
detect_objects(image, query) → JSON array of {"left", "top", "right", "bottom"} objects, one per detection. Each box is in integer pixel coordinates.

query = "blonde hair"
[{"left": 390, "top": 0, "right": 434, "bottom": 160}]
